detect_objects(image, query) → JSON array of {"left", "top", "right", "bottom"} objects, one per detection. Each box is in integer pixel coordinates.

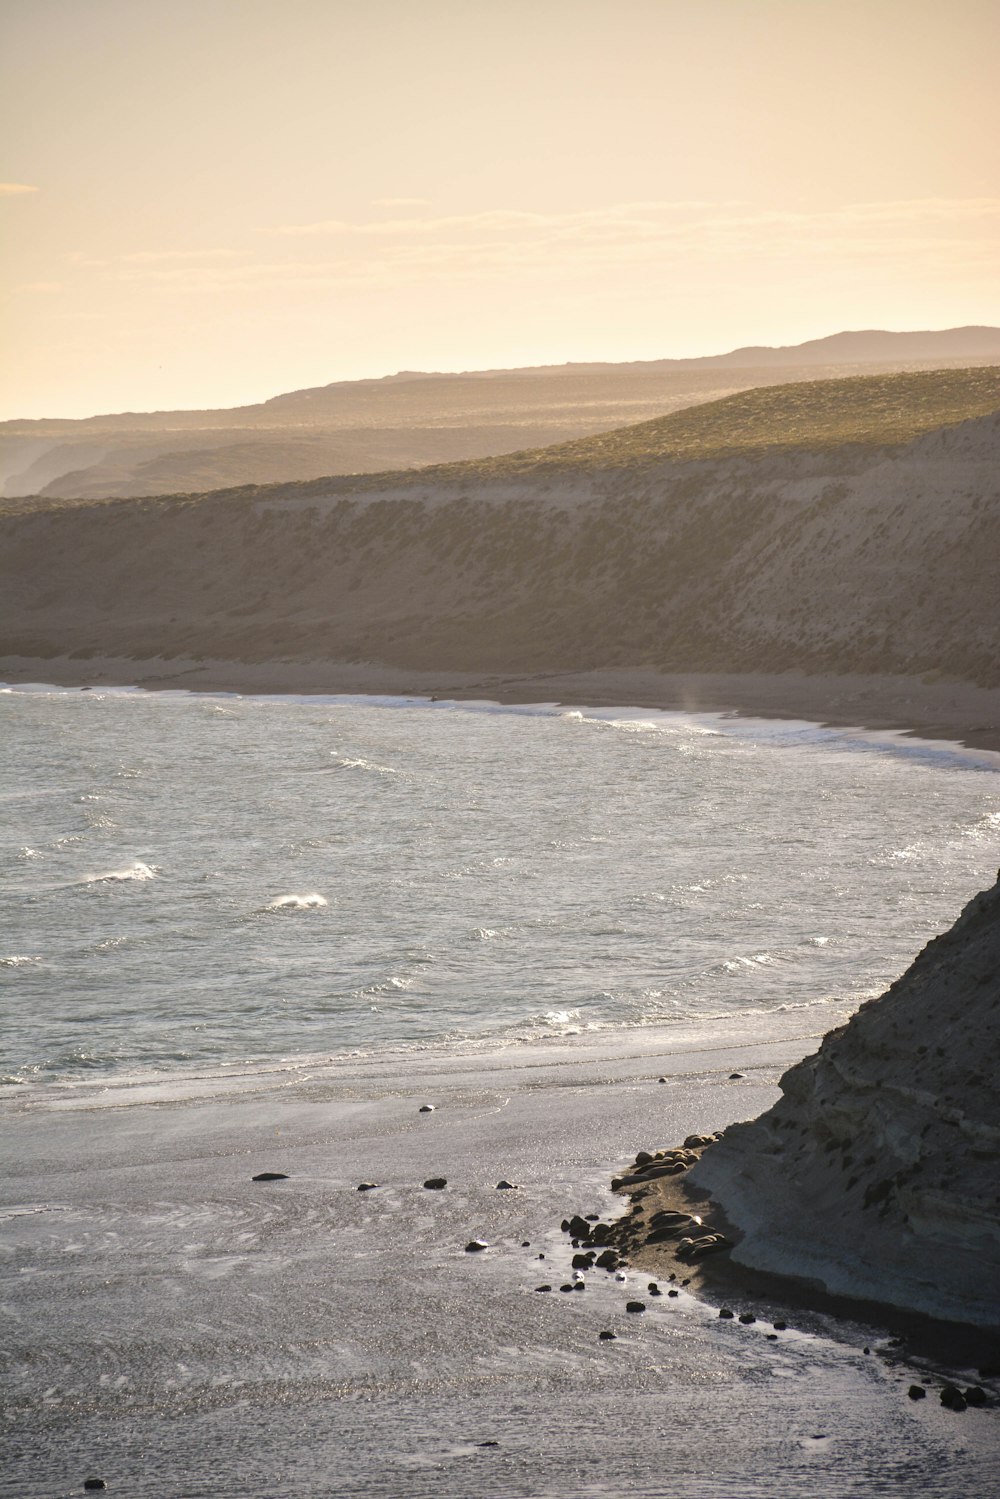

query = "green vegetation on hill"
[
  {"left": 3, "top": 366, "right": 998, "bottom": 515},
  {"left": 454, "top": 365, "right": 1000, "bottom": 477}
]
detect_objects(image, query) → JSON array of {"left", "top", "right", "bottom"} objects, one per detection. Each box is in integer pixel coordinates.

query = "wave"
[
  {"left": 83, "top": 861, "right": 158, "bottom": 884},
  {"left": 262, "top": 892, "right": 328, "bottom": 911},
  {"left": 330, "top": 754, "right": 400, "bottom": 777},
  {"left": 0, "top": 954, "right": 40, "bottom": 968}
]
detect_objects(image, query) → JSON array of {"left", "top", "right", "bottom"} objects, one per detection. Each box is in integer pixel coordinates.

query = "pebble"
[
  {"left": 739, "top": 1313, "right": 756, "bottom": 1325},
  {"left": 719, "top": 1307, "right": 734, "bottom": 1319},
  {"left": 560, "top": 1284, "right": 575, "bottom": 1292},
  {"left": 658, "top": 1076, "right": 667, "bottom": 1083},
  {"left": 908, "top": 1385, "right": 927, "bottom": 1400},
  {"left": 534, "top": 1284, "right": 552, "bottom": 1292},
  {"left": 773, "top": 1321, "right": 787, "bottom": 1331},
  {"left": 599, "top": 1330, "right": 617, "bottom": 1341},
  {"left": 356, "top": 1182, "right": 378, "bottom": 1192},
  {"left": 667, "top": 1289, "right": 679, "bottom": 1298},
  {"left": 423, "top": 1177, "right": 447, "bottom": 1190},
  {"left": 729, "top": 1072, "right": 745, "bottom": 1080},
  {"left": 496, "top": 1180, "right": 517, "bottom": 1190},
  {"left": 964, "top": 1385, "right": 987, "bottom": 1407},
  {"left": 940, "top": 1385, "right": 967, "bottom": 1411},
  {"left": 83, "top": 1484, "right": 107, "bottom": 1494},
  {"left": 465, "top": 1240, "right": 488, "bottom": 1253},
  {"left": 478, "top": 1440, "right": 499, "bottom": 1447},
  {"left": 252, "top": 1172, "right": 288, "bottom": 1182},
  {"left": 626, "top": 1300, "right": 646, "bottom": 1314},
  {"left": 419, "top": 1104, "right": 435, "bottom": 1113}
]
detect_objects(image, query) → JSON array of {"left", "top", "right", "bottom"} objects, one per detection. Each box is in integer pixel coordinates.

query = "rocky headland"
[{"left": 606, "top": 876, "right": 1000, "bottom": 1332}]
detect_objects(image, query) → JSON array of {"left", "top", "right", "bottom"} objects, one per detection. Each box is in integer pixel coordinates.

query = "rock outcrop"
[{"left": 688, "top": 876, "right": 1000, "bottom": 1327}]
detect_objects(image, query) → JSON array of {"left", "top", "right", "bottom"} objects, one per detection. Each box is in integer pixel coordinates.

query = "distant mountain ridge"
[{"left": 2, "top": 326, "right": 997, "bottom": 501}]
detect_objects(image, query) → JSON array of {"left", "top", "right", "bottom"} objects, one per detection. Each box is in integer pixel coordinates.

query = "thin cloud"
[
  {"left": 110, "top": 197, "right": 1000, "bottom": 295},
  {"left": 121, "top": 248, "right": 250, "bottom": 263},
  {"left": 0, "top": 182, "right": 39, "bottom": 195}
]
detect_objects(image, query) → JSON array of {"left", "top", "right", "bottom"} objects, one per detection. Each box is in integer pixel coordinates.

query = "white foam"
[
  {"left": 263, "top": 893, "right": 328, "bottom": 911},
  {"left": 84, "top": 861, "right": 157, "bottom": 884}
]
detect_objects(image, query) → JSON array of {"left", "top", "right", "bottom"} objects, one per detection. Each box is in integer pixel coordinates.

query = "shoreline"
[{"left": 4, "top": 654, "right": 1000, "bottom": 753}]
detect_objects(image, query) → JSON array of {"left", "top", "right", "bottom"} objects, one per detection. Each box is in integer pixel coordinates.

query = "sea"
[{"left": 3, "top": 685, "right": 999, "bottom": 1498}]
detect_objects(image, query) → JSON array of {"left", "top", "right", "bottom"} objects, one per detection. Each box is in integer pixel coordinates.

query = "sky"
[{"left": 2, "top": 0, "right": 999, "bottom": 419}]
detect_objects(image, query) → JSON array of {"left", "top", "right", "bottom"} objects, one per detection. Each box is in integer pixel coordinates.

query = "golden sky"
[{"left": 2, "top": 0, "right": 999, "bottom": 419}]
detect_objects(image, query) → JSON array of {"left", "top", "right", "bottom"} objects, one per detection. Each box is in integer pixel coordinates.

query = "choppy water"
[{"left": 2, "top": 684, "right": 998, "bottom": 1084}]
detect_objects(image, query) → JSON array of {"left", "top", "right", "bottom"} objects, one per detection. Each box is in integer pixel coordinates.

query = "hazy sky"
[{"left": 2, "top": 0, "right": 998, "bottom": 419}]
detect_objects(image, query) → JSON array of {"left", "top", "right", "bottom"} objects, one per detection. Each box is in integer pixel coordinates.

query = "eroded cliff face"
[{"left": 689, "top": 877, "right": 1000, "bottom": 1327}]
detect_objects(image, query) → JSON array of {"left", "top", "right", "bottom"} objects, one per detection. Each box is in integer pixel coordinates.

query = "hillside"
[
  {"left": 2, "top": 327, "right": 998, "bottom": 502},
  {"left": 2, "top": 368, "right": 998, "bottom": 690},
  {"left": 687, "top": 875, "right": 1000, "bottom": 1329}
]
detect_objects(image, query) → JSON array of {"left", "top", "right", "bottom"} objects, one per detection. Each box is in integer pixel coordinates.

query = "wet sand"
[{"left": 4, "top": 1015, "right": 998, "bottom": 1498}]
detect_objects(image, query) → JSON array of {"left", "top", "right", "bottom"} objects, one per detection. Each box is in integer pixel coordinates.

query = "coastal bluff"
[{"left": 687, "top": 876, "right": 1000, "bottom": 1328}]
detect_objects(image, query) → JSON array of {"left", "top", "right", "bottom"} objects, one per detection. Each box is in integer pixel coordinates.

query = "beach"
[
  {"left": 4, "top": 657, "right": 1000, "bottom": 754},
  {"left": 5, "top": 1013, "right": 1000, "bottom": 1499}
]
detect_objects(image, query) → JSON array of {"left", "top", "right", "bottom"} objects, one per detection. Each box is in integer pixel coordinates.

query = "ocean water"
[
  {"left": 2, "top": 685, "right": 999, "bottom": 1085},
  {"left": 4, "top": 685, "right": 1000, "bottom": 1498}
]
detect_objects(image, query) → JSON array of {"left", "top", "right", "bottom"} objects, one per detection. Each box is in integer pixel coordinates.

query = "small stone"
[
  {"left": 940, "top": 1385, "right": 967, "bottom": 1411},
  {"left": 739, "top": 1313, "right": 756, "bottom": 1325},
  {"left": 908, "top": 1385, "right": 927, "bottom": 1400},
  {"left": 626, "top": 1300, "right": 646, "bottom": 1313},
  {"left": 83, "top": 1484, "right": 107, "bottom": 1494},
  {"left": 356, "top": 1182, "right": 378, "bottom": 1192},
  {"left": 478, "top": 1440, "right": 499, "bottom": 1447},
  {"left": 599, "top": 1330, "right": 617, "bottom": 1341},
  {"left": 574, "top": 1282, "right": 586, "bottom": 1292},
  {"left": 634, "top": 1151, "right": 654, "bottom": 1167},
  {"left": 572, "top": 1251, "right": 596, "bottom": 1270},
  {"left": 964, "top": 1385, "right": 987, "bottom": 1407},
  {"left": 729, "top": 1072, "right": 745, "bottom": 1080},
  {"left": 537, "top": 1253, "right": 545, "bottom": 1260},
  {"left": 521, "top": 1241, "right": 530, "bottom": 1247},
  {"left": 658, "top": 1076, "right": 667, "bottom": 1083},
  {"left": 719, "top": 1308, "right": 735, "bottom": 1319},
  {"left": 560, "top": 1283, "right": 574, "bottom": 1292},
  {"left": 667, "top": 1289, "right": 679, "bottom": 1298},
  {"left": 863, "top": 1347, "right": 871, "bottom": 1355},
  {"left": 765, "top": 1333, "right": 778, "bottom": 1340},
  {"left": 252, "top": 1171, "right": 288, "bottom": 1182},
  {"left": 419, "top": 1104, "right": 435, "bottom": 1113},
  {"left": 423, "top": 1177, "right": 447, "bottom": 1190},
  {"left": 534, "top": 1284, "right": 552, "bottom": 1292},
  {"left": 465, "top": 1239, "right": 488, "bottom": 1253},
  {"left": 595, "top": 1249, "right": 619, "bottom": 1270},
  {"left": 773, "top": 1321, "right": 787, "bottom": 1331},
  {"left": 496, "top": 1180, "right": 517, "bottom": 1190}
]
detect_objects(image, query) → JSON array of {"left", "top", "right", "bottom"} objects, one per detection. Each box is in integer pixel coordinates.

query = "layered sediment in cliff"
[{"left": 688, "top": 877, "right": 1000, "bottom": 1327}]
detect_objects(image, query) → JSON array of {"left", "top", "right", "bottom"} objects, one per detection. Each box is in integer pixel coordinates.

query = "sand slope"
[
  {"left": 688, "top": 876, "right": 1000, "bottom": 1328},
  {"left": 2, "top": 373, "right": 998, "bottom": 690}
]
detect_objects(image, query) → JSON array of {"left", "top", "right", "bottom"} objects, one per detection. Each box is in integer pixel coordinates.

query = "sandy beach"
[{"left": 5, "top": 1012, "right": 999, "bottom": 1499}]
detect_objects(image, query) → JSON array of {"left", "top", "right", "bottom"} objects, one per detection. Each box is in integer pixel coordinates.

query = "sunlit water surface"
[{"left": 3, "top": 685, "right": 998, "bottom": 1083}]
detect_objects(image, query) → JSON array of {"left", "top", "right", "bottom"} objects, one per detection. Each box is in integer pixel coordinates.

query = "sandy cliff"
[
  {"left": 2, "top": 372, "right": 998, "bottom": 689},
  {"left": 688, "top": 877, "right": 1000, "bottom": 1328}
]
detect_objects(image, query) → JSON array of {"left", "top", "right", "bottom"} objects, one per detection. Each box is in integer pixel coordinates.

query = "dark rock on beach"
[
  {"left": 626, "top": 1300, "right": 646, "bottom": 1313},
  {"left": 908, "top": 1385, "right": 927, "bottom": 1400},
  {"left": 83, "top": 1483, "right": 107, "bottom": 1493},
  {"left": 252, "top": 1171, "right": 288, "bottom": 1181},
  {"left": 495, "top": 1180, "right": 517, "bottom": 1190},
  {"left": 465, "top": 1239, "right": 488, "bottom": 1253},
  {"left": 940, "top": 1385, "right": 968, "bottom": 1411},
  {"left": 418, "top": 1104, "right": 435, "bottom": 1113},
  {"left": 356, "top": 1182, "right": 378, "bottom": 1192},
  {"left": 423, "top": 1177, "right": 447, "bottom": 1190}
]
